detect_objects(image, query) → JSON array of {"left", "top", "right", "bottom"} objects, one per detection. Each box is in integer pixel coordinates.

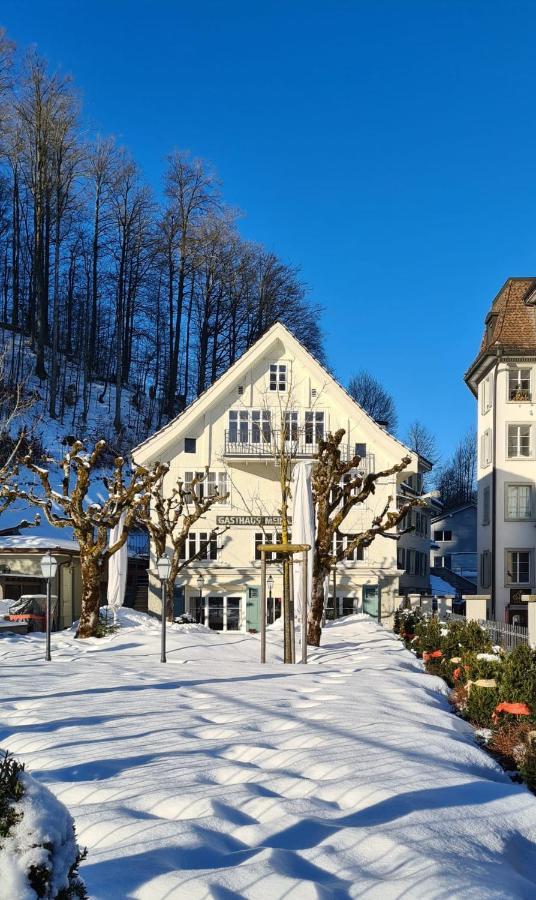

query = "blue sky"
[{"left": 3, "top": 0, "right": 536, "bottom": 462}]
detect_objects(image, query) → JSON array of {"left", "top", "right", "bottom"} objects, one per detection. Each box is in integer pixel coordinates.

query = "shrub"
[
  {"left": 498, "top": 644, "right": 536, "bottom": 714},
  {"left": 520, "top": 744, "right": 536, "bottom": 792},
  {"left": 465, "top": 683, "right": 500, "bottom": 728},
  {"left": 0, "top": 750, "right": 87, "bottom": 899},
  {"left": 415, "top": 616, "right": 443, "bottom": 655}
]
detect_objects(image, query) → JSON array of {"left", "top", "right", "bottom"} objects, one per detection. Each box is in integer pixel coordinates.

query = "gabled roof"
[
  {"left": 133, "top": 321, "right": 418, "bottom": 467},
  {"left": 465, "top": 278, "right": 536, "bottom": 394}
]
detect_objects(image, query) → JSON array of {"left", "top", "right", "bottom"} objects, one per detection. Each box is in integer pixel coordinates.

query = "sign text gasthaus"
[{"left": 216, "top": 515, "right": 291, "bottom": 526}]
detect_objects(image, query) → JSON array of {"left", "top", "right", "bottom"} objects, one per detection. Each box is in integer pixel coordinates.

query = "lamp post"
[
  {"left": 40, "top": 552, "right": 57, "bottom": 662},
  {"left": 196, "top": 574, "right": 205, "bottom": 626},
  {"left": 156, "top": 553, "right": 171, "bottom": 663},
  {"left": 267, "top": 574, "right": 274, "bottom": 624}
]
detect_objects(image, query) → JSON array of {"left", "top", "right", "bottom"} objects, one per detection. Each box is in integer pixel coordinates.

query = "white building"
[
  {"left": 134, "top": 323, "right": 427, "bottom": 631},
  {"left": 465, "top": 277, "right": 536, "bottom": 624}
]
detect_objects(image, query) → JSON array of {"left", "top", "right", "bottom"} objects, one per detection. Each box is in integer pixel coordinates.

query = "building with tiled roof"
[{"left": 465, "top": 278, "right": 536, "bottom": 624}]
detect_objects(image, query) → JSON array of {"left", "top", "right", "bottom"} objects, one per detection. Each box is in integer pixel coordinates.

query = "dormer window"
[{"left": 270, "top": 363, "right": 287, "bottom": 392}]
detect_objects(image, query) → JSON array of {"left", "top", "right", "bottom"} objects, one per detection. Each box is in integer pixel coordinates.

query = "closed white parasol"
[
  {"left": 107, "top": 512, "right": 128, "bottom": 623},
  {"left": 291, "top": 461, "right": 315, "bottom": 620}
]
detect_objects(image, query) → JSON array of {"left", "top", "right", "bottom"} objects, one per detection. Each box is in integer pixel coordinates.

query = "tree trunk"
[
  {"left": 307, "top": 554, "right": 328, "bottom": 646},
  {"left": 76, "top": 553, "right": 103, "bottom": 638}
]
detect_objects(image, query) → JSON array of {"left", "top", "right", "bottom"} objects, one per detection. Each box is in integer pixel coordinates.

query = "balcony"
[{"left": 223, "top": 429, "right": 374, "bottom": 471}]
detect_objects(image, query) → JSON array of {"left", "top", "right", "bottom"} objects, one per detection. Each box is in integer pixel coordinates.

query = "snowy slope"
[{"left": 1, "top": 613, "right": 536, "bottom": 898}]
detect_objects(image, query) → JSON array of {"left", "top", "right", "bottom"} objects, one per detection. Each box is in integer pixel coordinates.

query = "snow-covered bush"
[{"left": 0, "top": 751, "right": 87, "bottom": 899}]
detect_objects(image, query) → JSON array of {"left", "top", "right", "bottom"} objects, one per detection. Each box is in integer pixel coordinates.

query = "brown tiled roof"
[
  {"left": 480, "top": 278, "right": 536, "bottom": 352},
  {"left": 465, "top": 279, "right": 536, "bottom": 392}
]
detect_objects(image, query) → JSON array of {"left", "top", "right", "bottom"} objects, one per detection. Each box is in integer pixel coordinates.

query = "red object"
[
  {"left": 493, "top": 702, "right": 531, "bottom": 720},
  {"left": 8, "top": 613, "right": 46, "bottom": 632},
  {"left": 453, "top": 667, "right": 462, "bottom": 681},
  {"left": 423, "top": 650, "right": 443, "bottom": 663}
]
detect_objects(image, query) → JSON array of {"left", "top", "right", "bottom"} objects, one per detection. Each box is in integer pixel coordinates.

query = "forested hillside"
[{"left": 0, "top": 28, "right": 324, "bottom": 452}]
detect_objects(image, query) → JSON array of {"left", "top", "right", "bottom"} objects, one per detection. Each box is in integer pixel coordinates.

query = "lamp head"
[
  {"left": 40, "top": 552, "right": 58, "bottom": 580},
  {"left": 156, "top": 553, "right": 171, "bottom": 580},
  {"left": 196, "top": 574, "right": 205, "bottom": 591}
]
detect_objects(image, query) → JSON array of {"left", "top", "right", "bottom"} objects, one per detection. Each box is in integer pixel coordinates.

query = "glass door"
[
  {"left": 363, "top": 585, "right": 380, "bottom": 620},
  {"left": 226, "top": 597, "right": 241, "bottom": 631},
  {"left": 207, "top": 596, "right": 224, "bottom": 630}
]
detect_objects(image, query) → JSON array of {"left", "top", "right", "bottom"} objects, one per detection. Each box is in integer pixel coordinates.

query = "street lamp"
[
  {"left": 267, "top": 574, "right": 274, "bottom": 623},
  {"left": 156, "top": 553, "right": 171, "bottom": 663},
  {"left": 196, "top": 574, "right": 205, "bottom": 625},
  {"left": 40, "top": 552, "right": 57, "bottom": 662}
]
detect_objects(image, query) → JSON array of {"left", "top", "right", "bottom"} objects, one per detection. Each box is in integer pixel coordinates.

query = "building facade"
[
  {"left": 134, "top": 323, "right": 425, "bottom": 631},
  {"left": 397, "top": 467, "right": 436, "bottom": 596},
  {"left": 430, "top": 503, "right": 477, "bottom": 583},
  {"left": 465, "top": 278, "right": 536, "bottom": 624}
]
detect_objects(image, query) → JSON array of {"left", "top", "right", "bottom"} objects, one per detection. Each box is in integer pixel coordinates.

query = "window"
[
  {"left": 183, "top": 531, "right": 218, "bottom": 561},
  {"left": 506, "top": 550, "right": 531, "bottom": 585},
  {"left": 507, "top": 424, "right": 531, "bottom": 459},
  {"left": 184, "top": 438, "right": 196, "bottom": 453},
  {"left": 355, "top": 442, "right": 367, "bottom": 459},
  {"left": 207, "top": 471, "right": 229, "bottom": 502},
  {"left": 251, "top": 410, "right": 271, "bottom": 443},
  {"left": 506, "top": 484, "right": 532, "bottom": 520},
  {"left": 482, "top": 486, "right": 490, "bottom": 525},
  {"left": 406, "top": 549, "right": 415, "bottom": 575},
  {"left": 397, "top": 547, "right": 405, "bottom": 568},
  {"left": 480, "top": 375, "right": 493, "bottom": 414},
  {"left": 480, "top": 551, "right": 491, "bottom": 588},
  {"left": 434, "top": 529, "right": 452, "bottom": 541},
  {"left": 481, "top": 428, "right": 493, "bottom": 467},
  {"left": 228, "top": 410, "right": 249, "bottom": 443},
  {"left": 269, "top": 363, "right": 287, "bottom": 392},
  {"left": 332, "top": 533, "right": 364, "bottom": 562},
  {"left": 305, "top": 410, "right": 325, "bottom": 444},
  {"left": 509, "top": 368, "right": 531, "bottom": 402},
  {"left": 254, "top": 532, "right": 289, "bottom": 562},
  {"left": 283, "top": 411, "right": 299, "bottom": 442}
]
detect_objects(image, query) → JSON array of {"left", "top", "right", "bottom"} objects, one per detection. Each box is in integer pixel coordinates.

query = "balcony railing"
[{"left": 223, "top": 429, "right": 374, "bottom": 470}]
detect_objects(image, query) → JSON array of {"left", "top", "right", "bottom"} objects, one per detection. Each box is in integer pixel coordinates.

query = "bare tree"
[
  {"left": 405, "top": 420, "right": 438, "bottom": 465},
  {"left": 308, "top": 429, "right": 429, "bottom": 646},
  {"left": 11, "top": 440, "right": 162, "bottom": 638},
  {"left": 140, "top": 466, "right": 228, "bottom": 621},
  {"left": 348, "top": 370, "right": 398, "bottom": 432},
  {"left": 434, "top": 429, "right": 476, "bottom": 511}
]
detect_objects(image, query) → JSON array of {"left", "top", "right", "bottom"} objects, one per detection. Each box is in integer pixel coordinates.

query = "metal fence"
[
  {"left": 478, "top": 618, "right": 529, "bottom": 652},
  {"left": 446, "top": 611, "right": 529, "bottom": 651}
]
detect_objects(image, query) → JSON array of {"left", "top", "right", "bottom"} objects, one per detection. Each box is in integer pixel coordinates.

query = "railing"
[
  {"left": 478, "top": 618, "right": 529, "bottom": 652},
  {"left": 446, "top": 611, "right": 529, "bottom": 651},
  {"left": 128, "top": 528, "right": 150, "bottom": 557},
  {"left": 223, "top": 429, "right": 374, "bottom": 469}
]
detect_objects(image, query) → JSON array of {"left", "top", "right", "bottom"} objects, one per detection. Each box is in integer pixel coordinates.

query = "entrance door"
[
  {"left": 363, "top": 585, "right": 380, "bottom": 620},
  {"left": 227, "top": 597, "right": 241, "bottom": 631},
  {"left": 342, "top": 597, "right": 355, "bottom": 616}
]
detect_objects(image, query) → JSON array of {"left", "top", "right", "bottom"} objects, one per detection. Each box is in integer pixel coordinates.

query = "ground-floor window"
[
  {"left": 193, "top": 595, "right": 242, "bottom": 631},
  {"left": 326, "top": 596, "right": 357, "bottom": 618}
]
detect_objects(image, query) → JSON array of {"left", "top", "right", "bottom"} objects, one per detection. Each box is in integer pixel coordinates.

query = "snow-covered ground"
[{"left": 1, "top": 612, "right": 536, "bottom": 899}]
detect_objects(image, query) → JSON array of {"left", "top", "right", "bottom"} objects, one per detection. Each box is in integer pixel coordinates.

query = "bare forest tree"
[
  {"left": 139, "top": 466, "right": 228, "bottom": 621},
  {"left": 405, "top": 420, "right": 439, "bottom": 464},
  {"left": 0, "top": 32, "right": 324, "bottom": 452},
  {"left": 308, "top": 430, "right": 429, "bottom": 646},
  {"left": 9, "top": 440, "right": 162, "bottom": 638},
  {"left": 348, "top": 370, "right": 398, "bottom": 433},
  {"left": 434, "top": 429, "right": 477, "bottom": 511}
]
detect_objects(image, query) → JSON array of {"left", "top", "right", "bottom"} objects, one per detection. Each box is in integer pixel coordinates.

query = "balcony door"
[{"left": 305, "top": 411, "right": 325, "bottom": 448}]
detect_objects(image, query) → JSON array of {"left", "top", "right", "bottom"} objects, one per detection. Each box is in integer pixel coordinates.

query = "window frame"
[
  {"left": 506, "top": 423, "right": 532, "bottom": 460},
  {"left": 269, "top": 363, "right": 287, "bottom": 392},
  {"left": 504, "top": 482, "right": 533, "bottom": 521},
  {"left": 507, "top": 367, "right": 532, "bottom": 403},
  {"left": 481, "top": 374, "right": 493, "bottom": 415},
  {"left": 505, "top": 549, "right": 532, "bottom": 587}
]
